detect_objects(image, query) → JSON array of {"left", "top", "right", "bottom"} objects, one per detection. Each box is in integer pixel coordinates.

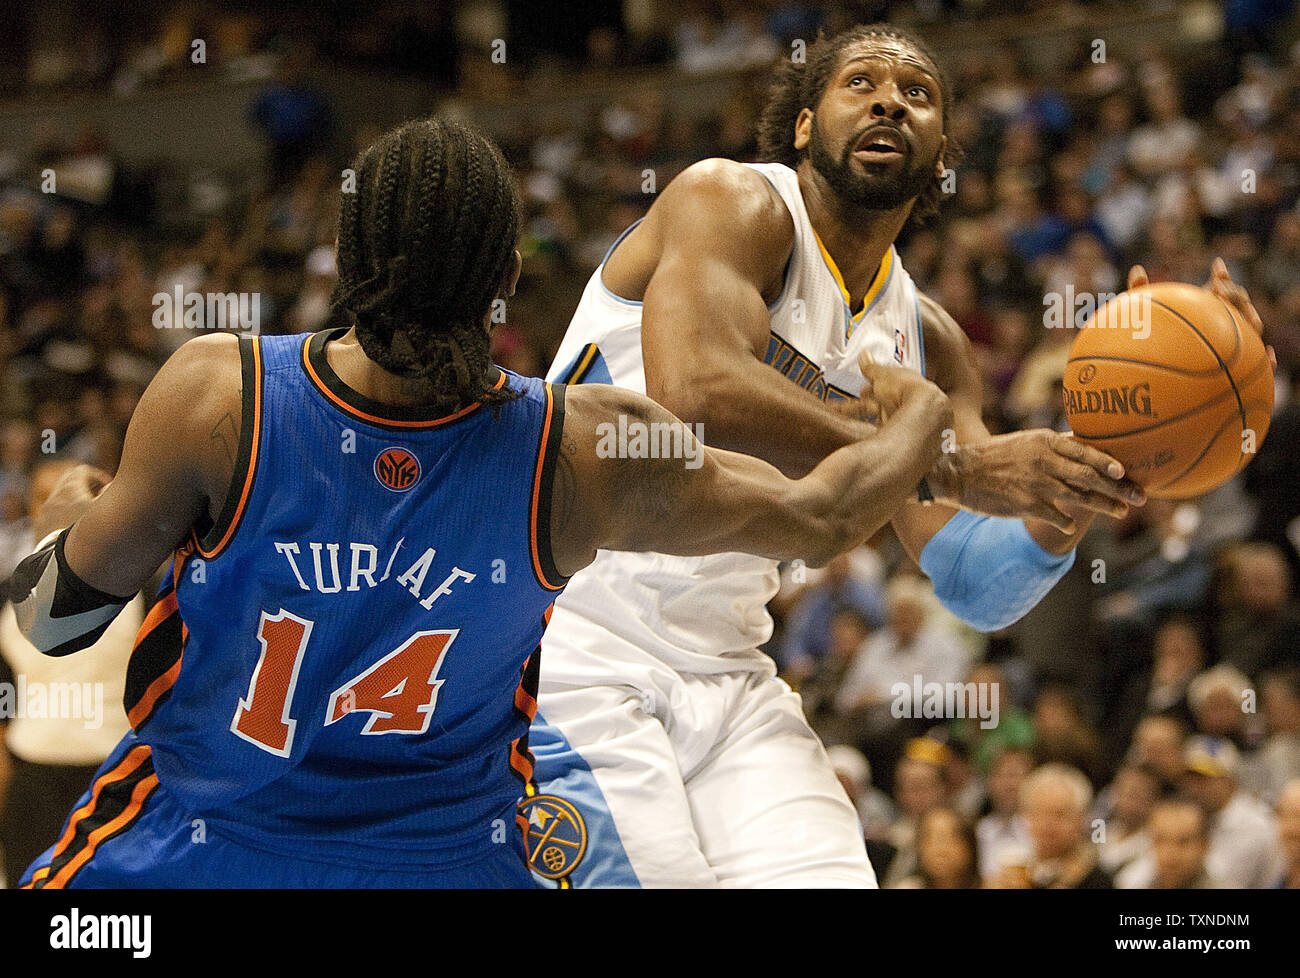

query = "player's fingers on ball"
[
  {"left": 1050, "top": 480, "right": 1124, "bottom": 518},
  {"left": 1039, "top": 503, "right": 1077, "bottom": 535},
  {"left": 1055, "top": 435, "right": 1125, "bottom": 481},
  {"left": 1127, "top": 264, "right": 1149, "bottom": 290},
  {"left": 1070, "top": 489, "right": 1129, "bottom": 519},
  {"left": 1053, "top": 456, "right": 1132, "bottom": 504}
]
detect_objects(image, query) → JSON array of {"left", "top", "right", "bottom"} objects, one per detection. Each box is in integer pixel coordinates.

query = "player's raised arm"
[
  {"left": 547, "top": 362, "right": 952, "bottom": 577},
  {"left": 635, "top": 160, "right": 881, "bottom": 477},
  {"left": 7, "top": 335, "right": 239, "bottom": 654}
]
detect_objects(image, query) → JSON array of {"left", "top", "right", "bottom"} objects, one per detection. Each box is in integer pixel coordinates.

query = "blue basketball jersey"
[{"left": 122, "top": 328, "right": 569, "bottom": 872}]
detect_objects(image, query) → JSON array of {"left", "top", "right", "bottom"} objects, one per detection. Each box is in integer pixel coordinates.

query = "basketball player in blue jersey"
[
  {"left": 6, "top": 118, "right": 956, "bottom": 888},
  {"left": 530, "top": 25, "right": 1268, "bottom": 887}
]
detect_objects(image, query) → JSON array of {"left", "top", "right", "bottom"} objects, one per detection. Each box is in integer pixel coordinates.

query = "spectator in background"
[
  {"left": 1276, "top": 778, "right": 1300, "bottom": 888},
  {"left": 249, "top": 47, "right": 334, "bottom": 187},
  {"left": 1127, "top": 714, "right": 1191, "bottom": 794},
  {"left": 1089, "top": 500, "right": 1215, "bottom": 637},
  {"left": 969, "top": 303, "right": 1034, "bottom": 424},
  {"left": 941, "top": 738, "right": 984, "bottom": 820},
  {"left": 0, "top": 420, "right": 35, "bottom": 505},
  {"left": 1247, "top": 668, "right": 1300, "bottom": 803},
  {"left": 1127, "top": 77, "right": 1200, "bottom": 179},
  {"left": 800, "top": 608, "right": 872, "bottom": 746},
  {"left": 976, "top": 745, "right": 1034, "bottom": 882},
  {"left": 1031, "top": 685, "right": 1106, "bottom": 788},
  {"left": 1144, "top": 798, "right": 1226, "bottom": 889},
  {"left": 1214, "top": 542, "right": 1300, "bottom": 679},
  {"left": 835, "top": 577, "right": 970, "bottom": 782},
  {"left": 835, "top": 577, "right": 968, "bottom": 717},
  {"left": 1188, "top": 664, "right": 1262, "bottom": 756},
  {"left": 1002, "top": 306, "right": 1072, "bottom": 431},
  {"left": 779, "top": 550, "right": 885, "bottom": 679},
  {"left": 1137, "top": 616, "right": 1204, "bottom": 724},
  {"left": 1129, "top": 736, "right": 1283, "bottom": 888},
  {"left": 1104, "top": 615, "right": 1205, "bottom": 767},
  {"left": 992, "top": 763, "right": 1112, "bottom": 889},
  {"left": 881, "top": 751, "right": 949, "bottom": 888},
  {"left": 948, "top": 662, "right": 1036, "bottom": 775},
  {"left": 890, "top": 807, "right": 982, "bottom": 889},
  {"left": 1095, "top": 763, "right": 1161, "bottom": 880}
]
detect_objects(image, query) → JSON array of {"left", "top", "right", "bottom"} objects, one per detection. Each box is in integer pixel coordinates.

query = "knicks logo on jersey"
[
  {"left": 763, "top": 332, "right": 852, "bottom": 403},
  {"left": 374, "top": 447, "right": 420, "bottom": 492}
]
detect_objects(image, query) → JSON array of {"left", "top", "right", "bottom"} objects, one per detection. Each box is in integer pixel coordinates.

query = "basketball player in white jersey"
[{"left": 526, "top": 24, "right": 1265, "bottom": 887}]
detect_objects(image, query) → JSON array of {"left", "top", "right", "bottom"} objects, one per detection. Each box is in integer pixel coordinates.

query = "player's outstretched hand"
[
  {"left": 33, "top": 464, "right": 112, "bottom": 542},
  {"left": 937, "top": 429, "right": 1146, "bottom": 534},
  {"left": 1128, "top": 258, "right": 1276, "bottom": 370}
]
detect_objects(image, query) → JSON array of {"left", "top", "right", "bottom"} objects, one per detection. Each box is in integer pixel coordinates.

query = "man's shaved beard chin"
[{"left": 808, "top": 117, "right": 938, "bottom": 213}]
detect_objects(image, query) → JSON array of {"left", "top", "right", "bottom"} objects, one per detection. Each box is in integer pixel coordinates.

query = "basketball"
[{"left": 1063, "top": 282, "right": 1273, "bottom": 499}]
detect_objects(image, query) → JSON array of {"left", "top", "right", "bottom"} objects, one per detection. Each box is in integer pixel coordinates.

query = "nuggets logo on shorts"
[
  {"left": 519, "top": 794, "right": 587, "bottom": 879},
  {"left": 374, "top": 447, "right": 420, "bottom": 492}
]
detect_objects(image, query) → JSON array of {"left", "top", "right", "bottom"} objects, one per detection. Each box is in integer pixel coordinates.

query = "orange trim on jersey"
[
  {"left": 197, "top": 337, "right": 262, "bottom": 559},
  {"left": 514, "top": 682, "right": 538, "bottom": 721},
  {"left": 529, "top": 386, "right": 565, "bottom": 592},
  {"left": 132, "top": 590, "right": 179, "bottom": 652},
  {"left": 128, "top": 640, "right": 184, "bottom": 729},
  {"left": 43, "top": 772, "right": 159, "bottom": 889},
  {"left": 40, "top": 745, "right": 151, "bottom": 874},
  {"left": 812, "top": 230, "right": 892, "bottom": 331},
  {"left": 509, "top": 743, "right": 534, "bottom": 782},
  {"left": 300, "top": 336, "right": 506, "bottom": 428}
]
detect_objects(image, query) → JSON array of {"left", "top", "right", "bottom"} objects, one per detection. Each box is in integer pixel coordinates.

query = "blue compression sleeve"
[{"left": 918, "top": 510, "right": 1075, "bottom": 632}]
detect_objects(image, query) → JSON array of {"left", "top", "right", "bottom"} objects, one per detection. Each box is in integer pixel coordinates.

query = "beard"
[{"left": 808, "top": 115, "right": 940, "bottom": 212}]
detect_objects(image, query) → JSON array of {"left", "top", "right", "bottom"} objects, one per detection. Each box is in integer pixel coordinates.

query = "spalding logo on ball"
[{"left": 1063, "top": 282, "right": 1272, "bottom": 499}]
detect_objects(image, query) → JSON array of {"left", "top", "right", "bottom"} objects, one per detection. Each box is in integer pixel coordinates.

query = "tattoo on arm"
[
  {"left": 210, "top": 412, "right": 238, "bottom": 466},
  {"left": 618, "top": 401, "right": 691, "bottom": 526}
]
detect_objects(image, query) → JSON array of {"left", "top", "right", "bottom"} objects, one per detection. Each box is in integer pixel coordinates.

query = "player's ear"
[
  {"left": 793, "top": 109, "right": 814, "bottom": 153},
  {"left": 935, "top": 134, "right": 948, "bottom": 177},
  {"left": 503, "top": 249, "right": 522, "bottom": 298}
]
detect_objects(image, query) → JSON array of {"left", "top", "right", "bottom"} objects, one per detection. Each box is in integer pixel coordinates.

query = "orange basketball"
[{"left": 1062, "top": 282, "right": 1273, "bottom": 499}]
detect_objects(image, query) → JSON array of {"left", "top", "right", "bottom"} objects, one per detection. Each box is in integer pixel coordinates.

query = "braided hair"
[
  {"left": 755, "top": 24, "right": 961, "bottom": 227},
  {"left": 331, "top": 117, "right": 521, "bottom": 412}
]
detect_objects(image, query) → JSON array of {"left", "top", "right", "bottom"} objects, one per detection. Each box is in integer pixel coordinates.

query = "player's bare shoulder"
[
  {"left": 602, "top": 158, "right": 796, "bottom": 302},
  {"left": 135, "top": 332, "right": 246, "bottom": 516}
]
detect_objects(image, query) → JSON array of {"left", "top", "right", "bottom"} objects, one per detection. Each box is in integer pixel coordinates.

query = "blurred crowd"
[{"left": 3, "top": 0, "right": 1300, "bottom": 887}]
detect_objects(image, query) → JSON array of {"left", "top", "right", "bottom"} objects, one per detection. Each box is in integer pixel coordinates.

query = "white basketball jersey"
[{"left": 545, "top": 161, "right": 926, "bottom": 673}]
